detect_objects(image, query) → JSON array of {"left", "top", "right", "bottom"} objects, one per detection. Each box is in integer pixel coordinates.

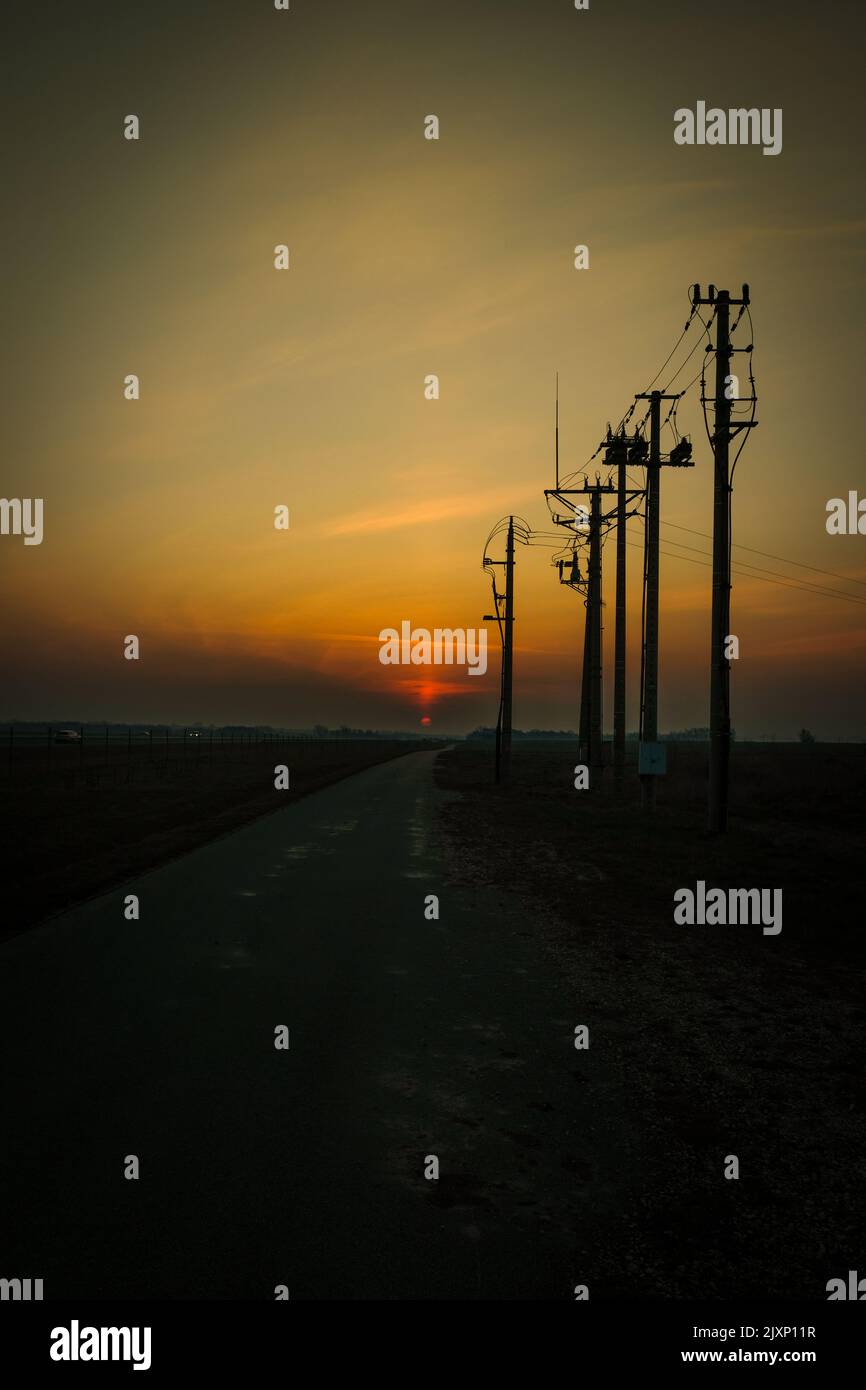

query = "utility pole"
[
  {"left": 587, "top": 489, "right": 604, "bottom": 771},
  {"left": 556, "top": 547, "right": 590, "bottom": 763},
  {"left": 483, "top": 515, "right": 518, "bottom": 785},
  {"left": 710, "top": 293, "right": 731, "bottom": 832},
  {"left": 640, "top": 393, "right": 662, "bottom": 810},
  {"left": 547, "top": 475, "right": 638, "bottom": 781},
  {"left": 634, "top": 390, "right": 693, "bottom": 810},
  {"left": 579, "top": 585, "right": 591, "bottom": 764},
  {"left": 691, "top": 284, "right": 756, "bottom": 832},
  {"left": 501, "top": 515, "right": 515, "bottom": 783},
  {"left": 611, "top": 432, "right": 628, "bottom": 783}
]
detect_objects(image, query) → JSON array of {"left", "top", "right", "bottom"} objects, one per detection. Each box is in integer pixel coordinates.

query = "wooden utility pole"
[{"left": 690, "top": 284, "right": 756, "bottom": 832}]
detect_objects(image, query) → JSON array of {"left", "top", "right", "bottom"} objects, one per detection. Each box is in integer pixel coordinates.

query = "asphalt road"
[{"left": 0, "top": 749, "right": 627, "bottom": 1300}]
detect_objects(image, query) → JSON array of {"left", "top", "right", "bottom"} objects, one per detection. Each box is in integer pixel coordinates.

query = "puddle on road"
[
  {"left": 407, "top": 792, "right": 438, "bottom": 864},
  {"left": 408, "top": 816, "right": 428, "bottom": 857},
  {"left": 313, "top": 819, "right": 358, "bottom": 837},
  {"left": 281, "top": 843, "right": 337, "bottom": 862}
]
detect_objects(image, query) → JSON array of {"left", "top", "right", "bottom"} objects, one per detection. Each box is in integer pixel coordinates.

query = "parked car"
[{"left": 54, "top": 729, "right": 82, "bottom": 743}]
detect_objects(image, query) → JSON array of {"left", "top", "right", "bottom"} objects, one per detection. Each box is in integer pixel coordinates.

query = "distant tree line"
[
  {"left": 466, "top": 728, "right": 576, "bottom": 741},
  {"left": 466, "top": 726, "right": 738, "bottom": 743},
  {"left": 3, "top": 720, "right": 434, "bottom": 742}
]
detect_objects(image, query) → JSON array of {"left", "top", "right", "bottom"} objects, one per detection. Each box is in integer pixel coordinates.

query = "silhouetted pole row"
[
  {"left": 484, "top": 285, "right": 756, "bottom": 828},
  {"left": 548, "top": 432, "right": 695, "bottom": 795},
  {"left": 546, "top": 477, "right": 622, "bottom": 775}
]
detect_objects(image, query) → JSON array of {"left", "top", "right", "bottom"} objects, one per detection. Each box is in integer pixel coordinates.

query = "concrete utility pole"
[
  {"left": 611, "top": 433, "right": 628, "bottom": 782},
  {"left": 501, "top": 515, "right": 515, "bottom": 783},
  {"left": 547, "top": 474, "right": 639, "bottom": 781},
  {"left": 587, "top": 488, "right": 604, "bottom": 771},
  {"left": 483, "top": 517, "right": 518, "bottom": 785},
  {"left": 644, "top": 393, "right": 662, "bottom": 785},
  {"left": 710, "top": 294, "right": 731, "bottom": 831},
  {"left": 634, "top": 390, "right": 693, "bottom": 810},
  {"left": 579, "top": 584, "right": 591, "bottom": 764},
  {"left": 555, "top": 547, "right": 590, "bottom": 762},
  {"left": 690, "top": 284, "right": 756, "bottom": 832}
]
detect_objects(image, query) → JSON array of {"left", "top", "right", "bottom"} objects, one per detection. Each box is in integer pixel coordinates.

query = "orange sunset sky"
[{"left": 2, "top": 0, "right": 865, "bottom": 737}]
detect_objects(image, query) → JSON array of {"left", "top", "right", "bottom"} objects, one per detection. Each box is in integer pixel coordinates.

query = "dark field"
[
  {"left": 434, "top": 740, "right": 866, "bottom": 1298},
  {"left": 2, "top": 734, "right": 862, "bottom": 1298},
  {"left": 0, "top": 737, "right": 437, "bottom": 938}
]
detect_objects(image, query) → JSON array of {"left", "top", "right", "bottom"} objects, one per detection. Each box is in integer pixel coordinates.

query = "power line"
[
  {"left": 560, "top": 292, "right": 709, "bottom": 486},
  {"left": 624, "top": 533, "right": 866, "bottom": 607},
  {"left": 660, "top": 324, "right": 710, "bottom": 395},
  {"left": 659, "top": 520, "right": 866, "bottom": 593},
  {"left": 668, "top": 541, "right": 866, "bottom": 605}
]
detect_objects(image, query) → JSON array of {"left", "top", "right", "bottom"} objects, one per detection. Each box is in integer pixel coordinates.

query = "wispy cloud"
[{"left": 322, "top": 487, "right": 536, "bottom": 537}]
